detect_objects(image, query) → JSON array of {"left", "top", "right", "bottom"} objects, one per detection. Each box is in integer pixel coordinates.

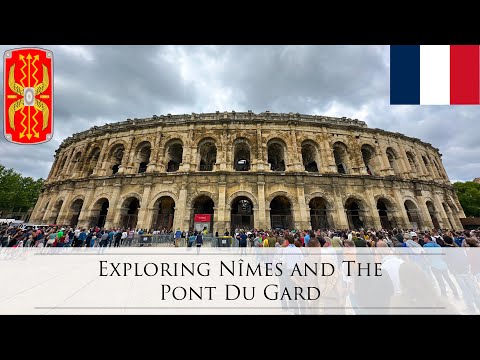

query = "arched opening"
[
  {"left": 191, "top": 195, "right": 214, "bottom": 233},
  {"left": 377, "top": 199, "right": 396, "bottom": 230},
  {"left": 69, "top": 199, "right": 84, "bottom": 227},
  {"left": 108, "top": 144, "right": 125, "bottom": 175},
  {"left": 121, "top": 197, "right": 140, "bottom": 229},
  {"left": 94, "top": 199, "right": 109, "bottom": 228},
  {"left": 426, "top": 201, "right": 440, "bottom": 229},
  {"left": 85, "top": 147, "right": 101, "bottom": 176},
  {"left": 404, "top": 200, "right": 422, "bottom": 229},
  {"left": 406, "top": 151, "right": 418, "bottom": 173},
  {"left": 137, "top": 142, "right": 151, "bottom": 173},
  {"left": 152, "top": 196, "right": 175, "bottom": 231},
  {"left": 333, "top": 142, "right": 348, "bottom": 174},
  {"left": 386, "top": 147, "right": 400, "bottom": 175},
  {"left": 70, "top": 151, "right": 82, "bottom": 174},
  {"left": 302, "top": 142, "right": 319, "bottom": 173},
  {"left": 51, "top": 200, "right": 63, "bottom": 225},
  {"left": 165, "top": 140, "right": 183, "bottom": 172},
  {"left": 233, "top": 139, "right": 251, "bottom": 171},
  {"left": 345, "top": 198, "right": 364, "bottom": 230},
  {"left": 267, "top": 140, "right": 286, "bottom": 171},
  {"left": 432, "top": 159, "right": 444, "bottom": 179},
  {"left": 56, "top": 156, "right": 68, "bottom": 177},
  {"left": 270, "top": 196, "right": 293, "bottom": 229},
  {"left": 231, "top": 196, "right": 254, "bottom": 232},
  {"left": 442, "top": 203, "right": 455, "bottom": 229},
  {"left": 422, "top": 155, "right": 430, "bottom": 169},
  {"left": 309, "top": 197, "right": 330, "bottom": 230},
  {"left": 198, "top": 139, "right": 217, "bottom": 171},
  {"left": 361, "top": 144, "right": 376, "bottom": 175}
]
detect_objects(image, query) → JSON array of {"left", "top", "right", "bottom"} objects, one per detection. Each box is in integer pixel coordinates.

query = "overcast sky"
[{"left": 0, "top": 45, "right": 478, "bottom": 182}]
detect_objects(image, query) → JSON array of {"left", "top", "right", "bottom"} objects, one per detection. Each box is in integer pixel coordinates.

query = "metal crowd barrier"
[{"left": 128, "top": 234, "right": 239, "bottom": 247}]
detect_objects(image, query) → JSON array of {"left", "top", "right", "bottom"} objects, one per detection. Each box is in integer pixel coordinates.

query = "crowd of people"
[{"left": 1, "top": 222, "right": 480, "bottom": 249}]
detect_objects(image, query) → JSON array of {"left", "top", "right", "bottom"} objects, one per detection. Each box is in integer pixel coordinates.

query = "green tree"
[
  {"left": 0, "top": 164, "right": 44, "bottom": 211},
  {"left": 453, "top": 181, "right": 480, "bottom": 217}
]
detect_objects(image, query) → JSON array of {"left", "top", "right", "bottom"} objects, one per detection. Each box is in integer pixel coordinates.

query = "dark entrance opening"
[
  {"left": 153, "top": 197, "right": 175, "bottom": 231},
  {"left": 192, "top": 195, "right": 214, "bottom": 233},
  {"left": 345, "top": 199, "right": 364, "bottom": 230},
  {"left": 270, "top": 196, "right": 293, "bottom": 229},
  {"left": 377, "top": 199, "right": 392, "bottom": 230},
  {"left": 231, "top": 197, "right": 254, "bottom": 232},
  {"left": 309, "top": 198, "right": 329, "bottom": 230},
  {"left": 96, "top": 200, "right": 109, "bottom": 228},
  {"left": 121, "top": 198, "right": 140, "bottom": 229}
]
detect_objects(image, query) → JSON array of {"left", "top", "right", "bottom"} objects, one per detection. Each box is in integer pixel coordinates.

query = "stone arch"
[
  {"left": 197, "top": 137, "right": 217, "bottom": 171},
  {"left": 83, "top": 146, "right": 102, "bottom": 175},
  {"left": 135, "top": 141, "right": 152, "bottom": 173},
  {"left": 332, "top": 141, "right": 349, "bottom": 174},
  {"left": 386, "top": 147, "right": 401, "bottom": 176},
  {"left": 151, "top": 195, "right": 176, "bottom": 231},
  {"left": 106, "top": 142, "right": 126, "bottom": 175},
  {"left": 233, "top": 137, "right": 251, "bottom": 171},
  {"left": 361, "top": 143, "right": 377, "bottom": 175},
  {"left": 267, "top": 138, "right": 288, "bottom": 171},
  {"left": 405, "top": 151, "right": 418, "bottom": 173},
  {"left": 186, "top": 190, "right": 217, "bottom": 208},
  {"left": 266, "top": 190, "right": 298, "bottom": 207},
  {"left": 119, "top": 192, "right": 143, "bottom": 208},
  {"left": 375, "top": 195, "right": 398, "bottom": 229},
  {"left": 227, "top": 191, "right": 259, "bottom": 210},
  {"left": 148, "top": 191, "right": 179, "bottom": 209},
  {"left": 164, "top": 138, "right": 184, "bottom": 172},
  {"left": 269, "top": 194, "right": 295, "bottom": 230},
  {"left": 307, "top": 194, "right": 335, "bottom": 230},
  {"left": 106, "top": 139, "right": 129, "bottom": 155},
  {"left": 344, "top": 194, "right": 371, "bottom": 229},
  {"left": 373, "top": 194, "right": 398, "bottom": 209},
  {"left": 442, "top": 202, "right": 456, "bottom": 229},
  {"left": 55, "top": 154, "right": 69, "bottom": 176},
  {"left": 50, "top": 197, "right": 65, "bottom": 224},
  {"left": 68, "top": 151, "right": 83, "bottom": 174},
  {"left": 301, "top": 140, "right": 320, "bottom": 173},
  {"left": 304, "top": 192, "right": 335, "bottom": 209},
  {"left": 426, "top": 200, "right": 440, "bottom": 229},
  {"left": 404, "top": 198, "right": 423, "bottom": 229},
  {"left": 90, "top": 197, "right": 110, "bottom": 228},
  {"left": 67, "top": 196, "right": 85, "bottom": 227}
]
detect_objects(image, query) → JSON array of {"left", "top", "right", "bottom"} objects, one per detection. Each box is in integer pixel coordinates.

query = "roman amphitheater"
[{"left": 30, "top": 111, "right": 465, "bottom": 233}]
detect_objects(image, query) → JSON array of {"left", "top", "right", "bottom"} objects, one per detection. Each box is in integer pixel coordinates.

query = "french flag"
[{"left": 390, "top": 45, "right": 480, "bottom": 105}]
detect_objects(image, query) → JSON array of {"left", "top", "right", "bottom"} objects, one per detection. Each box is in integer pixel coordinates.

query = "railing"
[
  {"left": 128, "top": 234, "right": 239, "bottom": 247},
  {"left": 199, "top": 164, "right": 214, "bottom": 171}
]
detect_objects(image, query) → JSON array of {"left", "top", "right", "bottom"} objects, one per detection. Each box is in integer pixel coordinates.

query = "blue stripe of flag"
[{"left": 390, "top": 45, "right": 420, "bottom": 104}]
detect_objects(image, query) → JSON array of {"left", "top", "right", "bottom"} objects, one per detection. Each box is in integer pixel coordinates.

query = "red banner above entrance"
[{"left": 194, "top": 214, "right": 211, "bottom": 222}]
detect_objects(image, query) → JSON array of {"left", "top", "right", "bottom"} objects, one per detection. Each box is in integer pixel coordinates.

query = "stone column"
[
  {"left": 136, "top": 182, "right": 152, "bottom": 229},
  {"left": 56, "top": 189, "right": 75, "bottom": 225},
  {"left": 433, "top": 193, "right": 450, "bottom": 228},
  {"left": 395, "top": 143, "right": 411, "bottom": 177},
  {"left": 256, "top": 124, "right": 266, "bottom": 171},
  {"left": 173, "top": 177, "right": 188, "bottom": 231},
  {"left": 216, "top": 174, "right": 227, "bottom": 232},
  {"left": 364, "top": 188, "right": 382, "bottom": 229},
  {"left": 77, "top": 186, "right": 96, "bottom": 229},
  {"left": 333, "top": 189, "right": 349, "bottom": 229},
  {"left": 392, "top": 189, "right": 411, "bottom": 229},
  {"left": 416, "top": 194, "right": 435, "bottom": 230},
  {"left": 377, "top": 142, "right": 394, "bottom": 176},
  {"left": 257, "top": 174, "right": 267, "bottom": 229},
  {"left": 93, "top": 140, "right": 109, "bottom": 176},
  {"left": 105, "top": 184, "right": 122, "bottom": 228},
  {"left": 288, "top": 126, "right": 302, "bottom": 171},
  {"left": 295, "top": 176, "right": 310, "bottom": 229},
  {"left": 219, "top": 125, "right": 228, "bottom": 171}
]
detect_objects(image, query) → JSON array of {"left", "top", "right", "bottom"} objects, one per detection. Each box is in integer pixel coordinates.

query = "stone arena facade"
[{"left": 30, "top": 111, "right": 465, "bottom": 232}]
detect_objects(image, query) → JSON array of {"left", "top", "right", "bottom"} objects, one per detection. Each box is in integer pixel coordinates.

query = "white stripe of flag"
[{"left": 420, "top": 45, "right": 450, "bottom": 105}]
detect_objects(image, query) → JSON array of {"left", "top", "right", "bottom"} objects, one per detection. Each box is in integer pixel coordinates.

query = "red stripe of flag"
[{"left": 450, "top": 45, "right": 480, "bottom": 104}]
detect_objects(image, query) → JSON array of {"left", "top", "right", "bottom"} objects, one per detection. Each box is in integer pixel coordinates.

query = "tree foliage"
[
  {"left": 453, "top": 181, "right": 480, "bottom": 217},
  {"left": 0, "top": 164, "right": 44, "bottom": 211}
]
